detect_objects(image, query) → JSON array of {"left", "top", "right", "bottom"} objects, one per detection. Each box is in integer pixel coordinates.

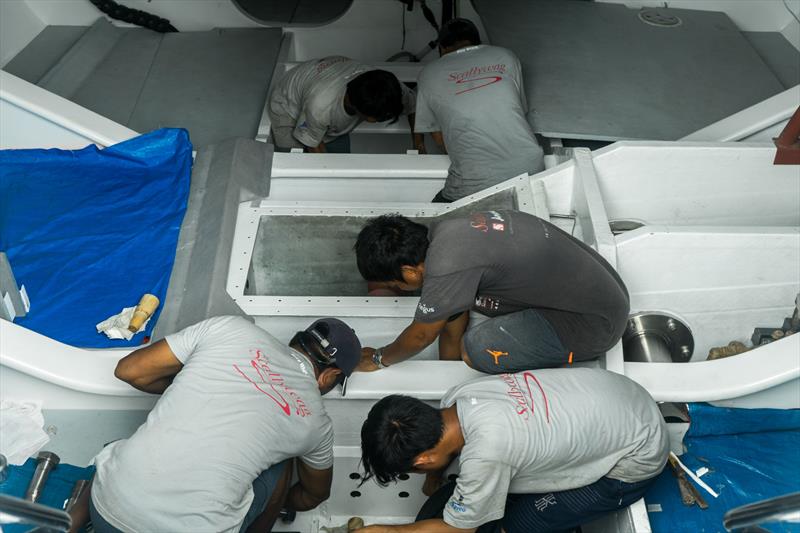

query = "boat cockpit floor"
[{"left": 3, "top": 18, "right": 282, "bottom": 147}]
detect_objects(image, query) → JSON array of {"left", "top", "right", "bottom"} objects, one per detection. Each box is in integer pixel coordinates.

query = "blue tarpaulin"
[
  {"left": 0, "top": 128, "right": 192, "bottom": 347},
  {"left": 647, "top": 403, "right": 800, "bottom": 533},
  {"left": 0, "top": 458, "right": 94, "bottom": 533}
]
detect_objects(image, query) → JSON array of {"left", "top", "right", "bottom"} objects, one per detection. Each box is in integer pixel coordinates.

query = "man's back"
[
  {"left": 269, "top": 56, "right": 367, "bottom": 145},
  {"left": 416, "top": 211, "right": 629, "bottom": 357},
  {"left": 92, "top": 316, "right": 333, "bottom": 533},
  {"left": 415, "top": 45, "right": 544, "bottom": 200},
  {"left": 439, "top": 368, "right": 669, "bottom": 527}
]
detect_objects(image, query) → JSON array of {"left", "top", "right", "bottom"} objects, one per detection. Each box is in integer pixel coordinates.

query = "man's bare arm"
[
  {"left": 357, "top": 319, "right": 448, "bottom": 371},
  {"left": 438, "top": 312, "right": 468, "bottom": 361},
  {"left": 306, "top": 142, "right": 327, "bottom": 153},
  {"left": 356, "top": 519, "right": 476, "bottom": 533},
  {"left": 431, "top": 131, "right": 446, "bottom": 154},
  {"left": 114, "top": 340, "right": 183, "bottom": 394},
  {"left": 286, "top": 460, "right": 333, "bottom": 511},
  {"left": 407, "top": 113, "right": 426, "bottom": 153}
]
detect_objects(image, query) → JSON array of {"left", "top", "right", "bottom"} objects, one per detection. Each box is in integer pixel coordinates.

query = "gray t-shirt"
[
  {"left": 92, "top": 316, "right": 334, "bottom": 533},
  {"left": 415, "top": 210, "right": 629, "bottom": 357},
  {"left": 269, "top": 56, "right": 416, "bottom": 147},
  {"left": 440, "top": 368, "right": 669, "bottom": 529},
  {"left": 415, "top": 45, "right": 544, "bottom": 200}
]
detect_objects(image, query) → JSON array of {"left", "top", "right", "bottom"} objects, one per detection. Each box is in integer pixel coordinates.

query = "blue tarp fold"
[
  {"left": 647, "top": 403, "right": 800, "bottom": 533},
  {"left": 0, "top": 128, "right": 192, "bottom": 347}
]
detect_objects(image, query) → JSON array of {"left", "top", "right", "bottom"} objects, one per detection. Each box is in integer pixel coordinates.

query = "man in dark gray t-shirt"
[{"left": 354, "top": 211, "right": 629, "bottom": 373}]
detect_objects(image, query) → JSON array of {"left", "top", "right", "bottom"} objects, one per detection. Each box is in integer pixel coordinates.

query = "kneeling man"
[
  {"left": 358, "top": 368, "right": 669, "bottom": 532},
  {"left": 72, "top": 315, "right": 360, "bottom": 533},
  {"left": 354, "top": 211, "right": 629, "bottom": 373}
]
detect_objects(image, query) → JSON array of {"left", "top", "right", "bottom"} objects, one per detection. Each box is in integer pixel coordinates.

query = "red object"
[{"left": 773, "top": 106, "right": 800, "bottom": 165}]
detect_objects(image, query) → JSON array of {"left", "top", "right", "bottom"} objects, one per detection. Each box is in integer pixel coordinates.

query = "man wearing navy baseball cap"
[{"left": 70, "top": 316, "right": 361, "bottom": 533}]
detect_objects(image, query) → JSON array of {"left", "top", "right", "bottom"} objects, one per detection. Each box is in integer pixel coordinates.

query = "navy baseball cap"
[{"left": 305, "top": 318, "right": 362, "bottom": 378}]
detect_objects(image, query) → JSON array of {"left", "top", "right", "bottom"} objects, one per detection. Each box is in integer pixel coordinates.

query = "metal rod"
[{"left": 24, "top": 451, "right": 60, "bottom": 503}]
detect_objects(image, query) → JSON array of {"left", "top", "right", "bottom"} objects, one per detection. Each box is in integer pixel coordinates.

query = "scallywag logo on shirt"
[
  {"left": 233, "top": 348, "right": 312, "bottom": 417},
  {"left": 448, "top": 63, "right": 507, "bottom": 95},
  {"left": 469, "top": 211, "right": 506, "bottom": 233}
]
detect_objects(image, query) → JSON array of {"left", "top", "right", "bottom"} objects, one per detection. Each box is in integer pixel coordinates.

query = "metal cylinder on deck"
[
  {"left": 623, "top": 313, "right": 694, "bottom": 363},
  {"left": 24, "top": 451, "right": 60, "bottom": 503}
]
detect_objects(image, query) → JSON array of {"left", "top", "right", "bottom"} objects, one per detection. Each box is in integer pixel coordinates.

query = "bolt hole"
[
  {"left": 349, "top": 472, "right": 361, "bottom": 480},
  {"left": 398, "top": 473, "right": 409, "bottom": 481},
  {"left": 399, "top": 491, "right": 409, "bottom": 498},
  {"left": 350, "top": 490, "right": 361, "bottom": 498}
]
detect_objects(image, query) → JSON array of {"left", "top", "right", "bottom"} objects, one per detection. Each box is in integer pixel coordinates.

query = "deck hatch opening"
[{"left": 244, "top": 190, "right": 517, "bottom": 297}]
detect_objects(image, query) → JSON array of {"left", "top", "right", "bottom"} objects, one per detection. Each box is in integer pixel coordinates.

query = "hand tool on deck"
[{"left": 668, "top": 453, "right": 708, "bottom": 509}]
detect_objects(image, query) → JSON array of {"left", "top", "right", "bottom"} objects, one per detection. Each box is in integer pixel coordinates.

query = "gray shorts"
[
  {"left": 88, "top": 461, "right": 288, "bottom": 533},
  {"left": 463, "top": 309, "right": 569, "bottom": 373}
]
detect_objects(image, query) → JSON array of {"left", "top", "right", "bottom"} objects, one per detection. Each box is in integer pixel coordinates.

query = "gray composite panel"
[
  {"left": 2, "top": 26, "right": 88, "bottom": 85},
  {"left": 473, "top": 0, "right": 787, "bottom": 141},
  {"left": 742, "top": 32, "right": 800, "bottom": 90},
  {"left": 4, "top": 18, "right": 282, "bottom": 148}
]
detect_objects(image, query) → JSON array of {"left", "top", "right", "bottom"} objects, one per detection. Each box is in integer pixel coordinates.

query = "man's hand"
[
  {"left": 422, "top": 471, "right": 445, "bottom": 497},
  {"left": 357, "top": 347, "right": 380, "bottom": 372},
  {"left": 414, "top": 134, "right": 427, "bottom": 154}
]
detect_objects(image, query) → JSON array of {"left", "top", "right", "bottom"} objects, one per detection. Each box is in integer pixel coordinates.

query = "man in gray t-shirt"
[
  {"left": 358, "top": 368, "right": 669, "bottom": 533},
  {"left": 354, "top": 211, "right": 629, "bottom": 374},
  {"left": 268, "top": 56, "right": 420, "bottom": 153},
  {"left": 415, "top": 18, "right": 544, "bottom": 202},
  {"left": 69, "top": 316, "right": 361, "bottom": 533}
]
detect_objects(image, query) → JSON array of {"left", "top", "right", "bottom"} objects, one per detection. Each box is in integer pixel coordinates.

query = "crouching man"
[
  {"left": 357, "top": 368, "right": 669, "bottom": 533},
  {"left": 69, "top": 315, "right": 361, "bottom": 533},
  {"left": 354, "top": 211, "right": 630, "bottom": 373},
  {"left": 268, "top": 56, "right": 421, "bottom": 153}
]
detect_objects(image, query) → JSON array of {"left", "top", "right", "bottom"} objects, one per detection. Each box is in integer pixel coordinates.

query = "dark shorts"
[
  {"left": 417, "top": 476, "right": 657, "bottom": 533},
  {"left": 463, "top": 309, "right": 570, "bottom": 373},
  {"left": 88, "top": 461, "right": 288, "bottom": 533}
]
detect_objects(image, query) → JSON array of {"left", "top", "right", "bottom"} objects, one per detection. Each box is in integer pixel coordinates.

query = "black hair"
[
  {"left": 289, "top": 331, "right": 334, "bottom": 374},
  {"left": 438, "top": 18, "right": 481, "bottom": 49},
  {"left": 361, "top": 395, "right": 444, "bottom": 485},
  {"left": 354, "top": 214, "right": 429, "bottom": 282},
  {"left": 346, "top": 70, "right": 404, "bottom": 123}
]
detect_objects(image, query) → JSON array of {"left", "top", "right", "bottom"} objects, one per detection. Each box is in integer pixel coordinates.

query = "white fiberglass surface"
[
  {"left": 273, "top": 448, "right": 427, "bottom": 532},
  {"left": 617, "top": 226, "right": 800, "bottom": 362},
  {"left": 594, "top": 143, "right": 800, "bottom": 227}
]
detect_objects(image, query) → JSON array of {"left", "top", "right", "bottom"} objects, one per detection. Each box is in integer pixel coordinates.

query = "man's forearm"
[
  {"left": 129, "top": 376, "right": 173, "bottom": 395},
  {"left": 286, "top": 482, "right": 325, "bottom": 511},
  {"left": 358, "top": 519, "right": 475, "bottom": 533},
  {"left": 306, "top": 142, "right": 326, "bottom": 153},
  {"left": 382, "top": 323, "right": 438, "bottom": 366}
]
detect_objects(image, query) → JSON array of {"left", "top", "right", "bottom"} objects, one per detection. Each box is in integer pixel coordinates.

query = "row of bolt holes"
[{"left": 348, "top": 472, "right": 457, "bottom": 498}]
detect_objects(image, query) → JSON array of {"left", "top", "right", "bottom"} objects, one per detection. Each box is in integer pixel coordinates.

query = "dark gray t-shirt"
[
  {"left": 415, "top": 211, "right": 629, "bottom": 356},
  {"left": 439, "top": 368, "right": 669, "bottom": 529}
]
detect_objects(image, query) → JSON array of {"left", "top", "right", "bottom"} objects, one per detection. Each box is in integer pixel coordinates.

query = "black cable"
[
  {"left": 88, "top": 0, "right": 177, "bottom": 32},
  {"left": 401, "top": 5, "right": 407, "bottom": 50}
]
